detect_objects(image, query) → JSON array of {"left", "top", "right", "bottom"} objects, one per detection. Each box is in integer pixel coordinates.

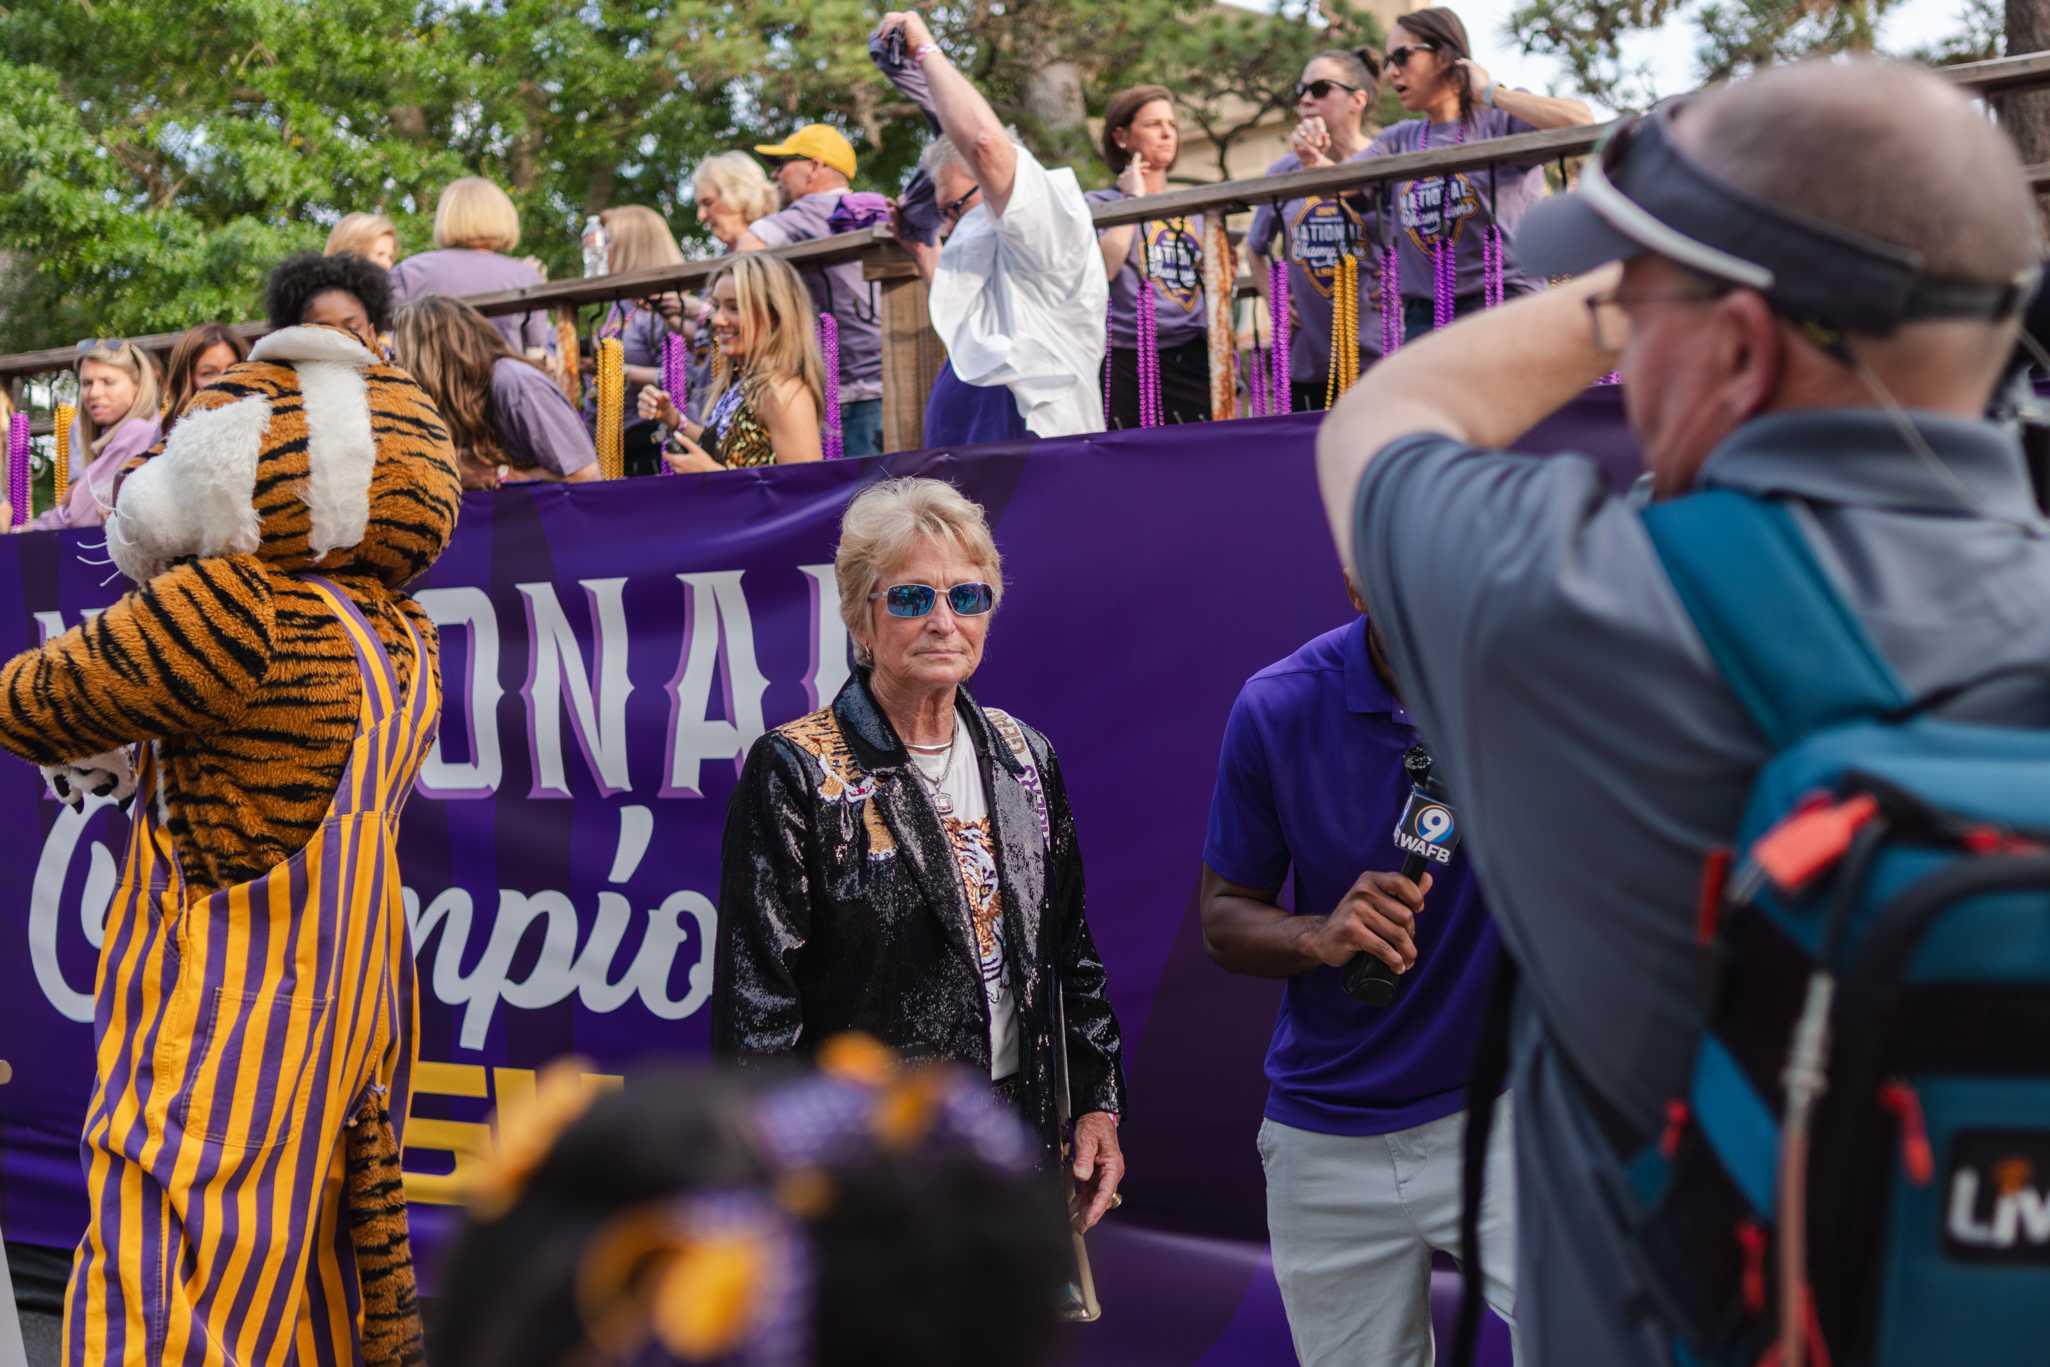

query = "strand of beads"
[
  {"left": 595, "top": 338, "right": 625, "bottom": 480},
  {"left": 1421, "top": 119, "right": 1467, "bottom": 334},
  {"left": 818, "top": 313, "right": 844, "bottom": 459},
  {"left": 7, "top": 412, "right": 29, "bottom": 527},
  {"left": 1102, "top": 330, "right": 1114, "bottom": 427},
  {"left": 659, "top": 332, "right": 689, "bottom": 476},
  {"left": 53, "top": 403, "right": 74, "bottom": 505},
  {"left": 555, "top": 312, "right": 583, "bottom": 406},
  {"left": 1380, "top": 245, "right": 1403, "bottom": 357},
  {"left": 1268, "top": 258, "right": 1291, "bottom": 414},
  {"left": 1136, "top": 276, "right": 1163, "bottom": 428},
  {"left": 1324, "top": 254, "right": 1360, "bottom": 409},
  {"left": 1483, "top": 225, "right": 1505, "bottom": 311},
  {"left": 1249, "top": 345, "right": 1269, "bottom": 418}
]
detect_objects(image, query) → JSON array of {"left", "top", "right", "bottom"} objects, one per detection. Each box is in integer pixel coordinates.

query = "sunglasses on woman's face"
[
  {"left": 1385, "top": 42, "right": 1437, "bottom": 68},
  {"left": 872, "top": 582, "right": 996, "bottom": 618},
  {"left": 1295, "top": 78, "right": 1359, "bottom": 101},
  {"left": 941, "top": 184, "right": 981, "bottom": 225}
]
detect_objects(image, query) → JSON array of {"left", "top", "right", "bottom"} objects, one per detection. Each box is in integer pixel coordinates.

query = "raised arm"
[
  {"left": 875, "top": 12, "right": 1019, "bottom": 216},
  {"left": 0, "top": 555, "right": 274, "bottom": 766}
]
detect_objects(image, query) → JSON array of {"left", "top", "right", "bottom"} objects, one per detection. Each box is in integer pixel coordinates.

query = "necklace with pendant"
[{"left": 913, "top": 735, "right": 959, "bottom": 816}]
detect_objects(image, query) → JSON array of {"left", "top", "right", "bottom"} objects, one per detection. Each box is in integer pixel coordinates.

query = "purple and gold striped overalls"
[{"left": 63, "top": 578, "right": 438, "bottom": 1366}]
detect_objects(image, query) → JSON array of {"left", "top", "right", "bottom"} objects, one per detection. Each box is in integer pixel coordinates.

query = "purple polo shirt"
[{"left": 1203, "top": 615, "right": 1502, "bottom": 1136}]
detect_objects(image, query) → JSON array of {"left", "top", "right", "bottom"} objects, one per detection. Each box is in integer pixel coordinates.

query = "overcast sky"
[{"left": 1266, "top": 0, "right": 1989, "bottom": 116}]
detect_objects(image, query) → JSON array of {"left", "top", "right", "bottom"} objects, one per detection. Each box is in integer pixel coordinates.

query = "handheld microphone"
[{"left": 1344, "top": 746, "right": 1461, "bottom": 1004}]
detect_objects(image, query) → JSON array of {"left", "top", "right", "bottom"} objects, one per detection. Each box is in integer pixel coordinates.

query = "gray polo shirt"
[{"left": 1351, "top": 410, "right": 2050, "bottom": 1365}]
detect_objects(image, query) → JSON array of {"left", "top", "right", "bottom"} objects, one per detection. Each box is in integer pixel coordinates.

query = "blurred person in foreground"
[
  {"left": 713, "top": 477, "right": 1128, "bottom": 1229},
  {"left": 1315, "top": 59, "right": 2046, "bottom": 1365},
  {"left": 871, "top": 11, "right": 1107, "bottom": 446},
  {"left": 432, "top": 1039, "right": 1069, "bottom": 1367}
]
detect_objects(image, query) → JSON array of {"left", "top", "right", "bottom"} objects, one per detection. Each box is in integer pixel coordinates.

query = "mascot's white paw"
[{"left": 43, "top": 749, "right": 137, "bottom": 810}]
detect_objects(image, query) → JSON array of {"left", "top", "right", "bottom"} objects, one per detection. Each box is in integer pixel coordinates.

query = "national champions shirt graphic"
[
  {"left": 1286, "top": 196, "right": 1366, "bottom": 300},
  {"left": 1140, "top": 216, "right": 1204, "bottom": 312}
]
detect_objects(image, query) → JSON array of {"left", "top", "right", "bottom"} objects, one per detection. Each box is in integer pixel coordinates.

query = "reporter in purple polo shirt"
[{"left": 1202, "top": 580, "right": 1518, "bottom": 1365}]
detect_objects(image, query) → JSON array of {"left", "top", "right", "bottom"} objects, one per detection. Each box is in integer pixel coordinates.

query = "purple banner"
[{"left": 0, "top": 393, "right": 1631, "bottom": 1362}]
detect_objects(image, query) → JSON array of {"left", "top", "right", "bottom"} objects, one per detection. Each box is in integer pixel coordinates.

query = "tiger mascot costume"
[{"left": 0, "top": 321, "right": 461, "bottom": 1367}]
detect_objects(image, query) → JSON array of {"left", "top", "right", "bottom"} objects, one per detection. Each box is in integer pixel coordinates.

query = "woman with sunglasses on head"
[
  {"left": 636, "top": 253, "right": 823, "bottom": 470},
  {"left": 18, "top": 340, "right": 163, "bottom": 532},
  {"left": 714, "top": 475, "right": 1129, "bottom": 1236},
  {"left": 1248, "top": 49, "right": 1389, "bottom": 413},
  {"left": 1085, "top": 85, "right": 1211, "bottom": 428},
  {"left": 1366, "top": 7, "right": 1592, "bottom": 341}
]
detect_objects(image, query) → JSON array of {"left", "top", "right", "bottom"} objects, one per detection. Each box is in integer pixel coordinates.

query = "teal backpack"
[{"left": 1601, "top": 489, "right": 2050, "bottom": 1365}]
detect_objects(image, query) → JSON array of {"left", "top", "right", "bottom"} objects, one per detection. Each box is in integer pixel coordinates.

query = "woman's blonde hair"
[
  {"left": 75, "top": 342, "right": 162, "bottom": 455},
  {"left": 833, "top": 478, "right": 1005, "bottom": 643},
  {"left": 325, "top": 211, "right": 398, "bottom": 261},
  {"left": 692, "top": 152, "right": 779, "bottom": 228},
  {"left": 434, "top": 176, "right": 522, "bottom": 252},
  {"left": 707, "top": 254, "right": 824, "bottom": 420},
  {"left": 599, "top": 205, "right": 685, "bottom": 274},
  {"left": 390, "top": 296, "right": 531, "bottom": 472}
]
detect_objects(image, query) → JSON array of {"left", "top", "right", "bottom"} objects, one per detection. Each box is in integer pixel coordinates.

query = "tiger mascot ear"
[{"left": 108, "top": 324, "right": 458, "bottom": 588}]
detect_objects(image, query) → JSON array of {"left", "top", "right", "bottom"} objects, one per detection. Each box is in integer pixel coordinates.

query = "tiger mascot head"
[{"left": 107, "top": 307, "right": 460, "bottom": 591}]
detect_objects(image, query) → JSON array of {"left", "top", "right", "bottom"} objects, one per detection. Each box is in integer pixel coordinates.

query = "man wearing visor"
[{"left": 1313, "top": 58, "right": 2050, "bottom": 1364}]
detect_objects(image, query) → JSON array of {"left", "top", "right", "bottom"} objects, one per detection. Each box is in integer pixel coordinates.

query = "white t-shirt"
[
  {"left": 927, "top": 146, "right": 1109, "bottom": 440},
  {"left": 910, "top": 731, "right": 1021, "bottom": 1079}
]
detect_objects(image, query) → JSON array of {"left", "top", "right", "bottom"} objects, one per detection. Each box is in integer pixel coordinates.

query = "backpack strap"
[{"left": 1641, "top": 491, "right": 1909, "bottom": 747}]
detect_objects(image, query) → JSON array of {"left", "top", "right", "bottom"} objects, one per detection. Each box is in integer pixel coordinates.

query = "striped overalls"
[{"left": 63, "top": 578, "right": 438, "bottom": 1366}]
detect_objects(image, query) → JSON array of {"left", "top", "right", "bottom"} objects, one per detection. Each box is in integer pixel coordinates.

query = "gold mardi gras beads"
[
  {"left": 595, "top": 338, "right": 625, "bottom": 480},
  {"left": 53, "top": 403, "right": 75, "bottom": 505},
  {"left": 1325, "top": 253, "right": 1361, "bottom": 410}
]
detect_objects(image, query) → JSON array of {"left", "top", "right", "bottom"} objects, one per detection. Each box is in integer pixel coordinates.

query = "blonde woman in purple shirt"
[
  {"left": 389, "top": 177, "right": 555, "bottom": 357},
  {"left": 16, "top": 342, "right": 163, "bottom": 532}
]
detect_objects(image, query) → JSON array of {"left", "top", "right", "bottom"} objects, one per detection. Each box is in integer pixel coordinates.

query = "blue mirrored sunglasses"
[{"left": 871, "top": 582, "right": 996, "bottom": 618}]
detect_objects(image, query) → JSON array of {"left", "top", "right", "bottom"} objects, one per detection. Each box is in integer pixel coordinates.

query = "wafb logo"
[
  {"left": 1392, "top": 799, "right": 1457, "bottom": 864},
  {"left": 1944, "top": 1131, "right": 2050, "bottom": 1263}
]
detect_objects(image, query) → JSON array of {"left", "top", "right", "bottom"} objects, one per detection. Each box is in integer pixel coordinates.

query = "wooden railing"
[{"left": 8, "top": 48, "right": 2050, "bottom": 449}]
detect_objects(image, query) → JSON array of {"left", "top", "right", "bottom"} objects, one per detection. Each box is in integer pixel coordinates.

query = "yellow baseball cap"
[{"left": 754, "top": 124, "right": 858, "bottom": 180}]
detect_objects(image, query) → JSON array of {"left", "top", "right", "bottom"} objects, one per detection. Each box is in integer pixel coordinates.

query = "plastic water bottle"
[{"left": 581, "top": 215, "right": 609, "bottom": 278}]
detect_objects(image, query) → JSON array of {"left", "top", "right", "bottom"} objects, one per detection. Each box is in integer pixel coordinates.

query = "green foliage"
[
  {"left": 1502, "top": 0, "right": 1912, "bottom": 111},
  {"left": 0, "top": 0, "right": 1358, "bottom": 357}
]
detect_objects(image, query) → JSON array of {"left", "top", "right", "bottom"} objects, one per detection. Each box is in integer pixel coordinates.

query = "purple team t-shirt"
[
  {"left": 390, "top": 249, "right": 556, "bottom": 356},
  {"left": 1247, "top": 149, "right": 1385, "bottom": 388},
  {"left": 489, "top": 357, "right": 596, "bottom": 477},
  {"left": 1203, "top": 615, "right": 1503, "bottom": 1136},
  {"left": 1364, "top": 108, "right": 1547, "bottom": 302},
  {"left": 1081, "top": 190, "right": 1207, "bottom": 352},
  {"left": 748, "top": 192, "right": 883, "bottom": 403}
]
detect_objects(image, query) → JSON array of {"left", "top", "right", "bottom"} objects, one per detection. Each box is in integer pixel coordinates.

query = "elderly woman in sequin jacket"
[{"left": 713, "top": 477, "right": 1129, "bottom": 1230}]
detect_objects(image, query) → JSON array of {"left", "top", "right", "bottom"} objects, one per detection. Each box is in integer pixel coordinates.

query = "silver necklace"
[{"left": 911, "top": 734, "right": 960, "bottom": 816}]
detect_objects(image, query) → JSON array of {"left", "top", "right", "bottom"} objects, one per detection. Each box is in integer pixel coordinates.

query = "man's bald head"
[{"left": 1676, "top": 59, "right": 2040, "bottom": 288}]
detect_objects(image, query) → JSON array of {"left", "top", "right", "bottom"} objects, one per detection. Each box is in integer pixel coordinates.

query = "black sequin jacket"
[{"left": 713, "top": 671, "right": 1128, "bottom": 1164}]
